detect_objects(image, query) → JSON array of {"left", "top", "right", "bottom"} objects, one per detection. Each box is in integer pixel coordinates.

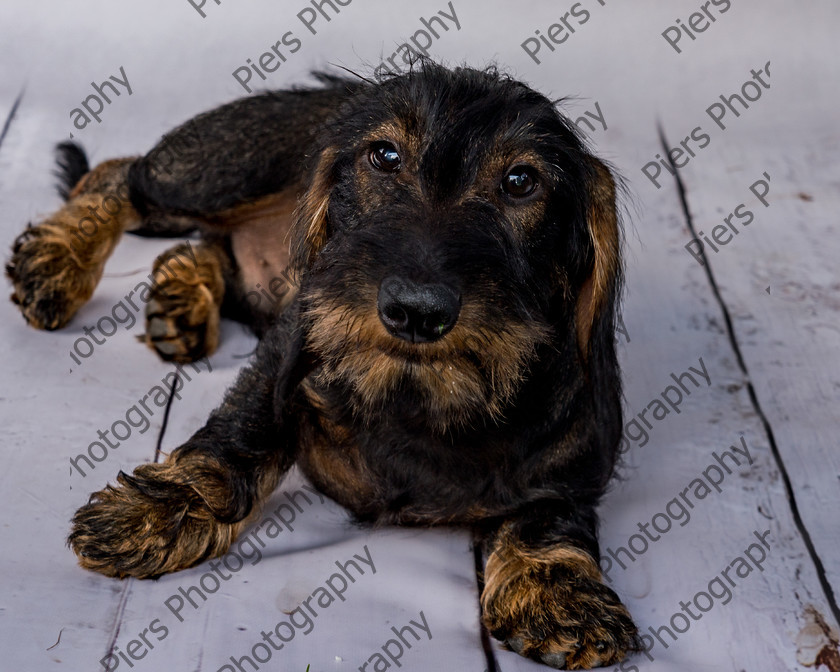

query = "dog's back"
[{"left": 10, "top": 63, "right": 638, "bottom": 669}]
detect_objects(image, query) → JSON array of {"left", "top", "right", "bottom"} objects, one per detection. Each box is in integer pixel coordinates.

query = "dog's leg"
[
  {"left": 479, "top": 503, "right": 639, "bottom": 670},
  {"left": 144, "top": 241, "right": 229, "bottom": 362},
  {"left": 6, "top": 154, "right": 140, "bottom": 330},
  {"left": 68, "top": 302, "right": 309, "bottom": 578}
]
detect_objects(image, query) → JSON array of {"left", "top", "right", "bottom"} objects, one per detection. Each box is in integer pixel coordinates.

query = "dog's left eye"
[
  {"left": 502, "top": 165, "right": 538, "bottom": 198},
  {"left": 369, "top": 142, "right": 401, "bottom": 172}
]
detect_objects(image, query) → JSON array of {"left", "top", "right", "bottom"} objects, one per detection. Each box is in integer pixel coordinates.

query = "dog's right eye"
[
  {"left": 369, "top": 142, "right": 401, "bottom": 173},
  {"left": 502, "top": 165, "right": 539, "bottom": 198}
]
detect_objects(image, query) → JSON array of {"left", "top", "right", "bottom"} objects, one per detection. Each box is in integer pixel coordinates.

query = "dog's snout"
[{"left": 378, "top": 276, "right": 460, "bottom": 343}]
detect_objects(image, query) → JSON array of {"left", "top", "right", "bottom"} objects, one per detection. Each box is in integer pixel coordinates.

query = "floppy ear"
[
  {"left": 574, "top": 157, "right": 622, "bottom": 360},
  {"left": 289, "top": 147, "right": 337, "bottom": 274},
  {"left": 574, "top": 156, "right": 624, "bottom": 459}
]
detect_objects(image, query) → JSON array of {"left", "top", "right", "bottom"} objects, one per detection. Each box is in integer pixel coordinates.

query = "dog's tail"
[
  {"left": 53, "top": 142, "right": 197, "bottom": 239},
  {"left": 54, "top": 141, "right": 90, "bottom": 201}
]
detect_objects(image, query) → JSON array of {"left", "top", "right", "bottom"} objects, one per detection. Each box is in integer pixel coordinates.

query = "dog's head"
[{"left": 292, "top": 64, "right": 622, "bottom": 435}]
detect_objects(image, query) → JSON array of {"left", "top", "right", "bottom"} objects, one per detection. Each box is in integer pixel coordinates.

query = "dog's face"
[{"left": 293, "top": 65, "right": 621, "bottom": 433}]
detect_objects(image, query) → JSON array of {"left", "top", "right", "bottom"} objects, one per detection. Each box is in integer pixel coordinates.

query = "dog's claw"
[{"left": 144, "top": 263, "right": 220, "bottom": 363}]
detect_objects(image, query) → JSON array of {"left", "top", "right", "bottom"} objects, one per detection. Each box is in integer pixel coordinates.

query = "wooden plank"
[
  {"left": 0, "top": 107, "right": 195, "bottom": 669},
  {"left": 661, "top": 68, "right": 840, "bottom": 661},
  {"left": 0, "top": 6, "right": 491, "bottom": 668},
  {"left": 488, "top": 2, "right": 840, "bottom": 670},
  {"left": 636, "top": 3, "right": 840, "bottom": 667},
  {"left": 2, "top": 1, "right": 838, "bottom": 671},
  {"left": 492, "top": 124, "right": 831, "bottom": 672}
]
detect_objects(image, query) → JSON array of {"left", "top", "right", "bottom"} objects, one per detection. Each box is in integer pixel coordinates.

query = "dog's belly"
[{"left": 226, "top": 190, "right": 297, "bottom": 294}]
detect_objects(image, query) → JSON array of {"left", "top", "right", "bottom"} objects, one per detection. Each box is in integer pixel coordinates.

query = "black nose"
[{"left": 377, "top": 276, "right": 461, "bottom": 343}]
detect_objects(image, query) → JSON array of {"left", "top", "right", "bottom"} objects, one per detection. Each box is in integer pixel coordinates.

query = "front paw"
[
  {"left": 68, "top": 462, "right": 237, "bottom": 579},
  {"left": 482, "top": 545, "right": 639, "bottom": 669},
  {"left": 6, "top": 222, "right": 97, "bottom": 330}
]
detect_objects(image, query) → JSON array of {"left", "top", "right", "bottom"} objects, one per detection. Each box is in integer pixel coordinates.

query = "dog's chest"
[{"left": 295, "top": 410, "right": 520, "bottom": 524}]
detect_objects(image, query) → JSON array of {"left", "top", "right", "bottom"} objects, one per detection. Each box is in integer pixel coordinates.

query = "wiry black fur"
[
  {"left": 66, "top": 63, "right": 637, "bottom": 669},
  {"left": 292, "top": 66, "right": 622, "bottom": 520},
  {"left": 53, "top": 141, "right": 89, "bottom": 201},
  {"left": 128, "top": 82, "right": 366, "bottom": 219}
]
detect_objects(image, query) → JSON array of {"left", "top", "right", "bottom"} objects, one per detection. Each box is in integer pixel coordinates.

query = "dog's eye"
[
  {"left": 369, "top": 142, "right": 401, "bottom": 172},
  {"left": 502, "top": 165, "right": 538, "bottom": 198}
]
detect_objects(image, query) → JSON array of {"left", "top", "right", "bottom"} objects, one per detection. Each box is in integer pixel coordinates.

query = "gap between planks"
[{"left": 657, "top": 121, "right": 840, "bottom": 629}]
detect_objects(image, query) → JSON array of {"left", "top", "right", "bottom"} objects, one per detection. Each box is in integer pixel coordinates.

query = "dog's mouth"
[
  {"left": 377, "top": 346, "right": 435, "bottom": 363},
  {"left": 374, "top": 343, "right": 486, "bottom": 386},
  {"left": 374, "top": 338, "right": 466, "bottom": 362},
  {"left": 301, "top": 287, "right": 550, "bottom": 430}
]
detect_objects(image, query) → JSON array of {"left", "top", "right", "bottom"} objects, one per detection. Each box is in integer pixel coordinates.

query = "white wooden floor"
[{"left": 1, "top": 1, "right": 838, "bottom": 670}]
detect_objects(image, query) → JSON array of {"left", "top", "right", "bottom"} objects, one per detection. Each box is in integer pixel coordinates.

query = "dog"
[{"left": 6, "top": 63, "right": 638, "bottom": 669}]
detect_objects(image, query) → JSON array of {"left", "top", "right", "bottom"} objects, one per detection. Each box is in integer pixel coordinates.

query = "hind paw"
[
  {"left": 6, "top": 223, "right": 97, "bottom": 330},
  {"left": 143, "top": 246, "right": 222, "bottom": 362}
]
